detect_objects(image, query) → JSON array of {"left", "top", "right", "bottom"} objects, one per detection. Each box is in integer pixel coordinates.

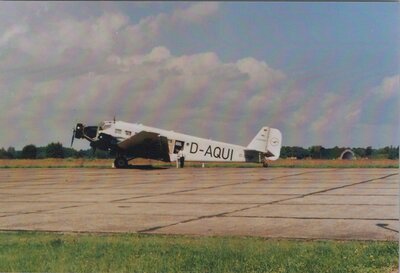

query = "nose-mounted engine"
[
  {"left": 71, "top": 123, "right": 118, "bottom": 152},
  {"left": 71, "top": 123, "right": 99, "bottom": 147}
]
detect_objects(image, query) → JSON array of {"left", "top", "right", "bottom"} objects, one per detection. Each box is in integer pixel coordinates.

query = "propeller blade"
[
  {"left": 92, "top": 147, "right": 97, "bottom": 157},
  {"left": 71, "top": 128, "right": 76, "bottom": 147}
]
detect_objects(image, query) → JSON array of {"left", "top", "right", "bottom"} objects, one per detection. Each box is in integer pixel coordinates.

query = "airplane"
[{"left": 71, "top": 120, "right": 282, "bottom": 168}]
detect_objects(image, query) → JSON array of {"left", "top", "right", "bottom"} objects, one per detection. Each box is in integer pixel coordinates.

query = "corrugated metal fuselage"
[{"left": 99, "top": 121, "right": 261, "bottom": 163}]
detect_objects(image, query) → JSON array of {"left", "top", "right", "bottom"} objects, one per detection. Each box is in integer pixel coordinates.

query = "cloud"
[
  {"left": 0, "top": 24, "right": 28, "bottom": 47},
  {"left": 172, "top": 2, "right": 219, "bottom": 24},
  {"left": 0, "top": 2, "right": 220, "bottom": 74},
  {"left": 0, "top": 2, "right": 397, "bottom": 149},
  {"left": 373, "top": 74, "right": 399, "bottom": 100},
  {"left": 356, "top": 74, "right": 400, "bottom": 126},
  {"left": 0, "top": 3, "right": 285, "bottom": 150},
  {"left": 278, "top": 73, "right": 399, "bottom": 147},
  {"left": 236, "top": 57, "right": 286, "bottom": 91}
]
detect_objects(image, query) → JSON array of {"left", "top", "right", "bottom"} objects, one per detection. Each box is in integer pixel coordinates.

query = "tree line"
[
  {"left": 0, "top": 143, "right": 399, "bottom": 160},
  {"left": 280, "top": 145, "right": 399, "bottom": 160},
  {"left": 0, "top": 143, "right": 111, "bottom": 159}
]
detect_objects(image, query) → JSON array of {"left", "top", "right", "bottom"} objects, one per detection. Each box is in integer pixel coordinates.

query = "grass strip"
[{"left": 0, "top": 231, "right": 398, "bottom": 273}]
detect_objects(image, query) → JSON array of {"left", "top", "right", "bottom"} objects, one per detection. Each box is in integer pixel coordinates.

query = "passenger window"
[
  {"left": 125, "top": 130, "right": 132, "bottom": 136},
  {"left": 115, "top": 129, "right": 122, "bottom": 134}
]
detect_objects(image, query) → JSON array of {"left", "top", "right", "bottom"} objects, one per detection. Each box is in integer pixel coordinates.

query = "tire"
[
  {"left": 262, "top": 161, "right": 269, "bottom": 168},
  {"left": 114, "top": 157, "right": 128, "bottom": 169}
]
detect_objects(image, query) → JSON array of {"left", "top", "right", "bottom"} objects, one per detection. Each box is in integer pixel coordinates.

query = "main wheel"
[
  {"left": 114, "top": 157, "right": 128, "bottom": 169},
  {"left": 262, "top": 161, "right": 269, "bottom": 168}
]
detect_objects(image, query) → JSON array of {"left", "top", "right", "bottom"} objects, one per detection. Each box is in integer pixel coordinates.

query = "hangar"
[{"left": 340, "top": 149, "right": 356, "bottom": 160}]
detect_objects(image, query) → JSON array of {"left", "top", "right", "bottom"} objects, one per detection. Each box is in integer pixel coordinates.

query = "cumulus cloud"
[
  {"left": 280, "top": 73, "right": 399, "bottom": 147},
  {"left": 0, "top": 2, "right": 397, "bottom": 149},
  {"left": 0, "top": 2, "right": 287, "bottom": 149},
  {"left": 373, "top": 74, "right": 399, "bottom": 100},
  {"left": 0, "top": 24, "right": 28, "bottom": 47},
  {"left": 171, "top": 2, "right": 219, "bottom": 24},
  {"left": 0, "top": 2, "right": 220, "bottom": 77}
]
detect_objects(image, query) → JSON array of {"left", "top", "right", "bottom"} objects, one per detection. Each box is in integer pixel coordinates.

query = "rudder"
[{"left": 247, "top": 127, "right": 282, "bottom": 160}]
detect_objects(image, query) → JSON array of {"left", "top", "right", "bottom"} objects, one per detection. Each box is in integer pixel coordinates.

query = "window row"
[{"left": 115, "top": 129, "right": 132, "bottom": 136}]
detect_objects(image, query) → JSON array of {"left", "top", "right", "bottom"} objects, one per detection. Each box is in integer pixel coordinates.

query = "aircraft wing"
[{"left": 117, "top": 131, "right": 170, "bottom": 162}]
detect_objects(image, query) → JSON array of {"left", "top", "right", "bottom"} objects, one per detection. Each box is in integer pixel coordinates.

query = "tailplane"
[{"left": 246, "top": 127, "right": 282, "bottom": 160}]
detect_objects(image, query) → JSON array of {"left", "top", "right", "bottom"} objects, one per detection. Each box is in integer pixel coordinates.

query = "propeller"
[{"left": 71, "top": 127, "right": 76, "bottom": 147}]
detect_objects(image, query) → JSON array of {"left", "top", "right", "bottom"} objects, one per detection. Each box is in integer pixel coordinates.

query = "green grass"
[{"left": 0, "top": 232, "right": 397, "bottom": 273}]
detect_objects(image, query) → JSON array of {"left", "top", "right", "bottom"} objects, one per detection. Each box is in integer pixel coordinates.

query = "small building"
[{"left": 339, "top": 149, "right": 356, "bottom": 160}]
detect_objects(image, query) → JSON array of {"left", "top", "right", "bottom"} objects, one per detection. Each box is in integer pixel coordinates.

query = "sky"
[{"left": 0, "top": 2, "right": 398, "bottom": 150}]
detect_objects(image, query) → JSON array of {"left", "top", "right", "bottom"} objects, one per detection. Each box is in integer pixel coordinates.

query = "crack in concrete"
[
  {"left": 138, "top": 172, "right": 398, "bottom": 233},
  {"left": 0, "top": 204, "right": 93, "bottom": 218},
  {"left": 222, "top": 215, "right": 399, "bottom": 221},
  {"left": 113, "top": 170, "right": 327, "bottom": 203}
]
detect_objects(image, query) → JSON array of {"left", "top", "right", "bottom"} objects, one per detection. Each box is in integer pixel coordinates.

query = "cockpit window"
[{"left": 99, "top": 121, "right": 111, "bottom": 131}]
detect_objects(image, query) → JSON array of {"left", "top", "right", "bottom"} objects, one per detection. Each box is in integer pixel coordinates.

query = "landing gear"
[
  {"left": 262, "top": 161, "right": 269, "bottom": 168},
  {"left": 114, "top": 156, "right": 128, "bottom": 169}
]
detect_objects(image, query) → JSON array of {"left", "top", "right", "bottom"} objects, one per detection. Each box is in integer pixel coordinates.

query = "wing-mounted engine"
[{"left": 93, "top": 132, "right": 119, "bottom": 151}]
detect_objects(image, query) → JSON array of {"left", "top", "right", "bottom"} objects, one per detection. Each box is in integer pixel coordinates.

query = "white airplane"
[{"left": 71, "top": 120, "right": 282, "bottom": 168}]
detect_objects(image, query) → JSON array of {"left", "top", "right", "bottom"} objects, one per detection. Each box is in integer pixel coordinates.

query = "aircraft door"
[
  {"left": 168, "top": 139, "right": 175, "bottom": 154},
  {"left": 173, "top": 140, "right": 185, "bottom": 154}
]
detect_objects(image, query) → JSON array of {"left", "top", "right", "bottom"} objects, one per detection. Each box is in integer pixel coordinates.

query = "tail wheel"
[{"left": 114, "top": 157, "right": 128, "bottom": 169}]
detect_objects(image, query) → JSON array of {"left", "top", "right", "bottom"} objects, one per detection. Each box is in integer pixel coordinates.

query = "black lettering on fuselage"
[
  {"left": 204, "top": 145, "right": 212, "bottom": 157},
  {"left": 190, "top": 142, "right": 199, "bottom": 154},
  {"left": 222, "top": 148, "right": 230, "bottom": 160},
  {"left": 202, "top": 145, "right": 234, "bottom": 161},
  {"left": 213, "top": 147, "right": 221, "bottom": 158}
]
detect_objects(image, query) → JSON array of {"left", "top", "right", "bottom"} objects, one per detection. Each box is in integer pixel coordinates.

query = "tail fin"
[{"left": 247, "top": 127, "right": 282, "bottom": 160}]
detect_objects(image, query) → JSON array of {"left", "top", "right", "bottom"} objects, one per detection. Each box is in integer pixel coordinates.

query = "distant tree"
[
  {"left": 36, "top": 147, "right": 47, "bottom": 159},
  {"left": 45, "top": 142, "right": 64, "bottom": 158},
  {"left": 77, "top": 150, "right": 86, "bottom": 158},
  {"left": 328, "top": 146, "right": 342, "bottom": 159},
  {"left": 0, "top": 147, "right": 16, "bottom": 159},
  {"left": 388, "top": 146, "right": 399, "bottom": 160},
  {"left": 0, "top": 148, "right": 10, "bottom": 159},
  {"left": 353, "top": 147, "right": 366, "bottom": 158},
  {"left": 292, "top": 146, "right": 309, "bottom": 159},
  {"left": 63, "top": 147, "right": 78, "bottom": 158},
  {"left": 6, "top": 147, "right": 16, "bottom": 159},
  {"left": 309, "top": 146, "right": 323, "bottom": 159},
  {"left": 365, "top": 146, "right": 373, "bottom": 157},
  {"left": 94, "top": 149, "right": 110, "bottom": 159},
  {"left": 279, "top": 146, "right": 310, "bottom": 159},
  {"left": 21, "top": 144, "right": 37, "bottom": 159},
  {"left": 279, "top": 146, "right": 289, "bottom": 158}
]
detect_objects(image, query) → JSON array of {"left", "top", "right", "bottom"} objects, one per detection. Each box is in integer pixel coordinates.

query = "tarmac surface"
[{"left": 0, "top": 168, "right": 398, "bottom": 241}]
